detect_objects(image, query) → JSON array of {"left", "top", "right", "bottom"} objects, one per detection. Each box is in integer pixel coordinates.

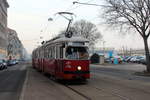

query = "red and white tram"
[{"left": 32, "top": 36, "right": 90, "bottom": 80}]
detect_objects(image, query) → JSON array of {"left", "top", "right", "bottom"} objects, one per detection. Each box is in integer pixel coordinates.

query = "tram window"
[
  {"left": 51, "top": 47, "right": 53, "bottom": 58},
  {"left": 49, "top": 48, "right": 51, "bottom": 58},
  {"left": 46, "top": 47, "right": 48, "bottom": 58},
  {"left": 44, "top": 48, "right": 46, "bottom": 58},
  {"left": 47, "top": 49, "right": 50, "bottom": 58},
  {"left": 56, "top": 47, "right": 58, "bottom": 58},
  {"left": 52, "top": 47, "right": 55, "bottom": 58},
  {"left": 47, "top": 48, "right": 49, "bottom": 58},
  {"left": 56, "top": 46, "right": 60, "bottom": 59},
  {"left": 60, "top": 46, "right": 63, "bottom": 58},
  {"left": 48, "top": 47, "right": 51, "bottom": 58},
  {"left": 50, "top": 47, "right": 52, "bottom": 58},
  {"left": 66, "top": 46, "right": 89, "bottom": 60}
]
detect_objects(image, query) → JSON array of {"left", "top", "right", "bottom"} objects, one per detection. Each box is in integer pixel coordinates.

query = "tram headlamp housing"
[{"left": 77, "top": 66, "right": 82, "bottom": 71}]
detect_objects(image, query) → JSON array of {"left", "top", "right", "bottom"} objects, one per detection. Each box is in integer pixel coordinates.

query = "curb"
[{"left": 19, "top": 66, "right": 29, "bottom": 100}]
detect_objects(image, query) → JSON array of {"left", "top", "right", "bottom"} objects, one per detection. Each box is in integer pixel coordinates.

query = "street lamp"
[{"left": 73, "top": 1, "right": 108, "bottom": 7}]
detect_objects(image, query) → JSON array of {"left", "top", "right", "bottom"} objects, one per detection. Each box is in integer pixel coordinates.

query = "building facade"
[
  {"left": 118, "top": 49, "right": 145, "bottom": 56},
  {"left": 7, "top": 28, "right": 25, "bottom": 60},
  {"left": 0, "top": 0, "right": 9, "bottom": 59}
]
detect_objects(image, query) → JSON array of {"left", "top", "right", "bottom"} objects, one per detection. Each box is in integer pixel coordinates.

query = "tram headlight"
[{"left": 77, "top": 66, "right": 82, "bottom": 71}]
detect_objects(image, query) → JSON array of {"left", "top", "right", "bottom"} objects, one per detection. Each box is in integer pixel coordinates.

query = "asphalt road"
[
  {"left": 90, "top": 63, "right": 150, "bottom": 82},
  {"left": 64, "top": 64, "right": 150, "bottom": 100},
  {"left": 0, "top": 63, "right": 27, "bottom": 100}
]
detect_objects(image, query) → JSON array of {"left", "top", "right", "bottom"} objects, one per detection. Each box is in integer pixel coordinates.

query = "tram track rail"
[
  {"left": 47, "top": 71, "right": 150, "bottom": 100},
  {"left": 64, "top": 84, "right": 92, "bottom": 100},
  {"left": 46, "top": 73, "right": 150, "bottom": 100},
  {"left": 63, "top": 82, "right": 130, "bottom": 100},
  {"left": 92, "top": 86, "right": 130, "bottom": 100}
]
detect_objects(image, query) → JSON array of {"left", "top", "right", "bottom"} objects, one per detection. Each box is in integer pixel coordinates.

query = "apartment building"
[{"left": 0, "top": 0, "right": 9, "bottom": 59}]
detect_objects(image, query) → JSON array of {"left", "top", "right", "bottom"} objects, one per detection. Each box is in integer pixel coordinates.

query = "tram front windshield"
[{"left": 66, "top": 46, "right": 89, "bottom": 60}]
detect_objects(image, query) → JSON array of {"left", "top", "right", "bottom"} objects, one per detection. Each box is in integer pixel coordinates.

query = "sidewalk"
[{"left": 19, "top": 65, "right": 86, "bottom": 100}]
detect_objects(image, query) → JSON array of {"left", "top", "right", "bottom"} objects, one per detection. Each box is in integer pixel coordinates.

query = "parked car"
[
  {"left": 14, "top": 60, "right": 19, "bottom": 64},
  {"left": 0, "top": 60, "right": 4, "bottom": 70},
  {"left": 0, "top": 59, "right": 7, "bottom": 70},
  {"left": 7, "top": 60, "right": 16, "bottom": 66},
  {"left": 129, "top": 56, "right": 144, "bottom": 63},
  {"left": 123, "top": 56, "right": 129, "bottom": 62},
  {"left": 135, "top": 56, "right": 145, "bottom": 63},
  {"left": 104, "top": 58, "right": 111, "bottom": 63},
  {"left": 139, "top": 57, "right": 146, "bottom": 65},
  {"left": 125, "top": 56, "right": 133, "bottom": 62},
  {"left": 2, "top": 60, "right": 7, "bottom": 69},
  {"left": 129, "top": 56, "right": 137, "bottom": 63}
]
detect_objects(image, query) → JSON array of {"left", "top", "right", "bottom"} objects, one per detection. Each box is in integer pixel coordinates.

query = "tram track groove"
[
  {"left": 64, "top": 85, "right": 92, "bottom": 100},
  {"left": 92, "top": 86, "right": 130, "bottom": 100},
  {"left": 93, "top": 73, "right": 150, "bottom": 94},
  {"left": 89, "top": 73, "right": 150, "bottom": 100},
  {"left": 65, "top": 84, "right": 130, "bottom": 100}
]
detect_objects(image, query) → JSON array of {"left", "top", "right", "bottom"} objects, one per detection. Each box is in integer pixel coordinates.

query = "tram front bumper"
[{"left": 63, "top": 71, "right": 90, "bottom": 79}]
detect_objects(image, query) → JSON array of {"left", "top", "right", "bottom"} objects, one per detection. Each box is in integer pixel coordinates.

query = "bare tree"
[
  {"left": 59, "top": 20, "right": 102, "bottom": 49},
  {"left": 102, "top": 0, "right": 150, "bottom": 72},
  {"left": 72, "top": 20, "right": 102, "bottom": 48}
]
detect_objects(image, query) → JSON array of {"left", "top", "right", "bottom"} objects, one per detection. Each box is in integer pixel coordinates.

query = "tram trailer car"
[{"left": 32, "top": 36, "right": 90, "bottom": 80}]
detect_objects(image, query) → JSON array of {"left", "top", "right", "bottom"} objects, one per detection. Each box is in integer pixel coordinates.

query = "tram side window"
[
  {"left": 48, "top": 47, "right": 51, "bottom": 58},
  {"left": 56, "top": 46, "right": 59, "bottom": 59},
  {"left": 51, "top": 47, "right": 53, "bottom": 58},
  {"left": 49, "top": 47, "right": 51, "bottom": 58},
  {"left": 49, "top": 47, "right": 52, "bottom": 59},
  {"left": 36, "top": 52, "right": 37, "bottom": 58},
  {"left": 60, "top": 46, "right": 63, "bottom": 58},
  {"left": 47, "top": 49, "right": 49, "bottom": 58},
  {"left": 40, "top": 50, "right": 43, "bottom": 58},
  {"left": 37, "top": 51, "right": 38, "bottom": 58},
  {"left": 47, "top": 47, "right": 49, "bottom": 58},
  {"left": 52, "top": 46, "right": 55, "bottom": 58},
  {"left": 38, "top": 51, "right": 40, "bottom": 58},
  {"left": 41, "top": 50, "right": 42, "bottom": 58},
  {"left": 46, "top": 47, "right": 48, "bottom": 58},
  {"left": 44, "top": 48, "right": 46, "bottom": 58},
  {"left": 44, "top": 48, "right": 47, "bottom": 58}
]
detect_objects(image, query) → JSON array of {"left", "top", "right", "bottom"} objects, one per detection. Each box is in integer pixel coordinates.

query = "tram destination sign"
[{"left": 68, "top": 42, "right": 85, "bottom": 46}]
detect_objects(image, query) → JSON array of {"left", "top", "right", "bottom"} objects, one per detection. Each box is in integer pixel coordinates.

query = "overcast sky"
[{"left": 7, "top": 0, "right": 147, "bottom": 54}]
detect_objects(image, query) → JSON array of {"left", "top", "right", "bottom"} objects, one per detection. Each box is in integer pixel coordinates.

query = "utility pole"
[{"left": 103, "top": 41, "right": 106, "bottom": 55}]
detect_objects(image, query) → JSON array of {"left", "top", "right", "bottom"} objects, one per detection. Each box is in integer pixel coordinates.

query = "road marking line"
[{"left": 19, "top": 65, "right": 29, "bottom": 100}]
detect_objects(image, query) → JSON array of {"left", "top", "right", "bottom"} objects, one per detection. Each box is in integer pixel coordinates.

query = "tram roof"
[
  {"left": 33, "top": 36, "right": 89, "bottom": 51},
  {"left": 46, "top": 36, "right": 89, "bottom": 44}
]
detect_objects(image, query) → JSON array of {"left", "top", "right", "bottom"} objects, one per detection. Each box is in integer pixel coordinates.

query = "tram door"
[{"left": 56, "top": 45, "right": 64, "bottom": 77}]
